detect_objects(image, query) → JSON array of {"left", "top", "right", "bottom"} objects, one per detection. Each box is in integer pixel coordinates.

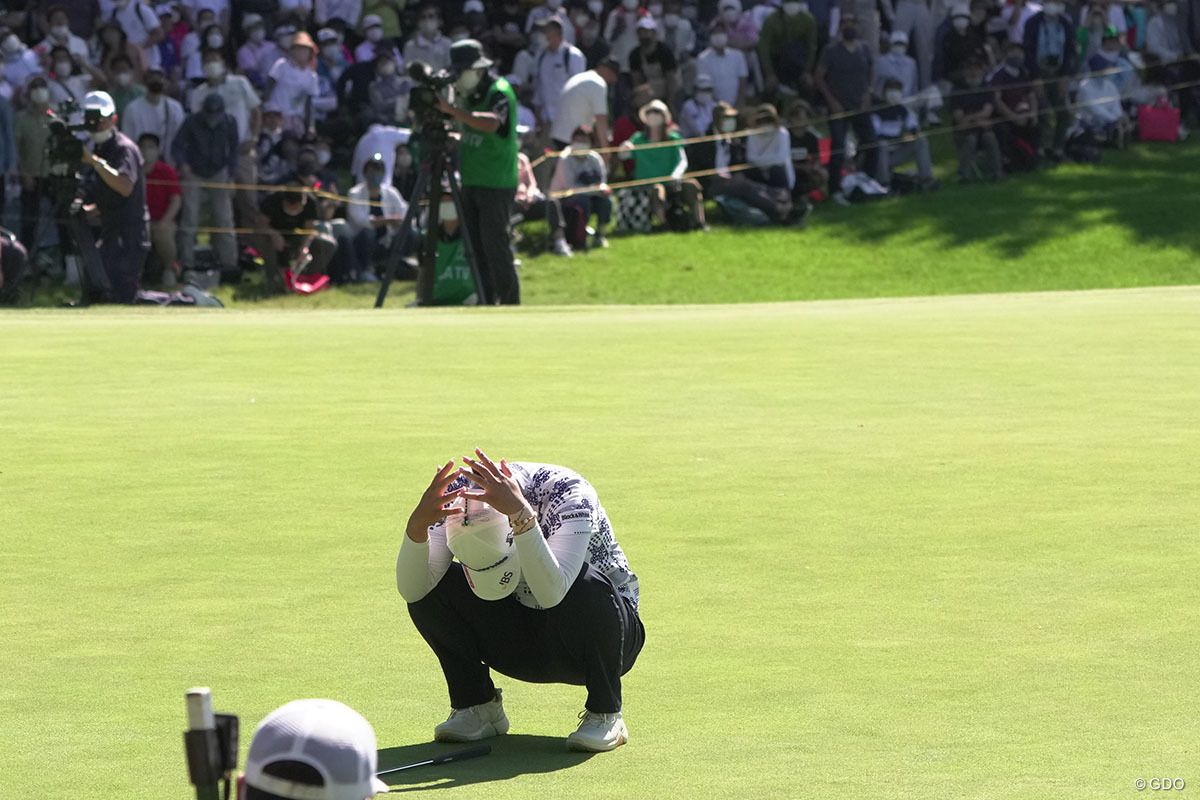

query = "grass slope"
[{"left": 2, "top": 289, "right": 1198, "bottom": 798}]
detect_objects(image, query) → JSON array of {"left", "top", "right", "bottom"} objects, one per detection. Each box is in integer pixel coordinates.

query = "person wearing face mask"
[
  {"left": 697, "top": 21, "right": 749, "bottom": 106},
  {"left": 575, "top": 12, "right": 613, "bottom": 68},
  {"left": 362, "top": 0, "right": 404, "bottom": 40},
  {"left": 622, "top": 98, "right": 709, "bottom": 230},
  {"left": 355, "top": 15, "right": 387, "bottom": 64},
  {"left": 1022, "top": 0, "right": 1078, "bottom": 159},
  {"left": 678, "top": 72, "right": 717, "bottom": 137},
  {"left": 109, "top": 0, "right": 164, "bottom": 49},
  {"left": 892, "top": 0, "right": 935, "bottom": 88},
  {"left": 1086, "top": 26, "right": 1134, "bottom": 92},
  {"left": 603, "top": 0, "right": 646, "bottom": 73},
  {"left": 368, "top": 50, "right": 411, "bottom": 125},
  {"left": 550, "top": 125, "right": 613, "bottom": 249},
  {"left": 938, "top": 3, "right": 990, "bottom": 87},
  {"left": 403, "top": 3, "right": 453, "bottom": 72},
  {"left": 815, "top": 13, "right": 880, "bottom": 202},
  {"left": 120, "top": 67, "right": 185, "bottom": 166},
  {"left": 694, "top": 103, "right": 796, "bottom": 225},
  {"left": 1146, "top": 0, "right": 1194, "bottom": 71},
  {"left": 77, "top": 91, "right": 150, "bottom": 303},
  {"left": 526, "top": 0, "right": 579, "bottom": 44},
  {"left": 347, "top": 151, "right": 408, "bottom": 282},
  {"left": 1, "top": 32, "right": 43, "bottom": 99},
  {"left": 630, "top": 16, "right": 678, "bottom": 106},
  {"left": 1076, "top": 27, "right": 1134, "bottom": 146},
  {"left": 136, "top": 132, "right": 182, "bottom": 287},
  {"left": 533, "top": 19, "right": 587, "bottom": 133},
  {"left": 106, "top": 55, "right": 147, "bottom": 118},
  {"left": 876, "top": 30, "right": 918, "bottom": 98},
  {"left": 236, "top": 14, "right": 273, "bottom": 88},
  {"left": 871, "top": 78, "right": 937, "bottom": 191},
  {"left": 989, "top": 39, "right": 1041, "bottom": 168},
  {"left": 98, "top": 22, "right": 148, "bottom": 87},
  {"left": 758, "top": 0, "right": 818, "bottom": 99},
  {"left": 549, "top": 57, "right": 617, "bottom": 155},
  {"left": 659, "top": 0, "right": 697, "bottom": 65},
  {"left": 431, "top": 39, "right": 521, "bottom": 305},
  {"left": 36, "top": 6, "right": 90, "bottom": 61},
  {"left": 1001, "top": 0, "right": 1042, "bottom": 46},
  {"left": 949, "top": 58, "right": 1004, "bottom": 181},
  {"left": 315, "top": 28, "right": 350, "bottom": 85},
  {"left": 1077, "top": 9, "right": 1112, "bottom": 63},
  {"left": 15, "top": 75, "right": 55, "bottom": 250},
  {"left": 256, "top": 188, "right": 336, "bottom": 294},
  {"left": 266, "top": 31, "right": 321, "bottom": 135},
  {"left": 172, "top": 92, "right": 239, "bottom": 283},
  {"left": 512, "top": 136, "right": 573, "bottom": 256}
]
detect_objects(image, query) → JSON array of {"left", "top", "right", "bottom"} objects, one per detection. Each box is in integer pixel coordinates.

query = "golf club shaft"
[{"left": 376, "top": 744, "right": 491, "bottom": 776}]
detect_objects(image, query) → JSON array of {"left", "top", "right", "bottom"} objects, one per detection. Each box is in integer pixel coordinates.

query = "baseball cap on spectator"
[
  {"left": 637, "top": 16, "right": 657, "bottom": 30},
  {"left": 201, "top": 92, "right": 225, "bottom": 115},
  {"left": 1101, "top": 25, "right": 1120, "bottom": 40},
  {"left": 464, "top": 0, "right": 485, "bottom": 12},
  {"left": 598, "top": 56, "right": 620, "bottom": 73},
  {"left": 695, "top": 73, "right": 714, "bottom": 90},
  {"left": 243, "top": 12, "right": 263, "bottom": 28},
  {"left": 243, "top": 699, "right": 388, "bottom": 800},
  {"left": 753, "top": 103, "right": 780, "bottom": 126},
  {"left": 317, "top": 28, "right": 339, "bottom": 43},
  {"left": 362, "top": 14, "right": 383, "bottom": 30},
  {"left": 291, "top": 31, "right": 316, "bottom": 51},
  {"left": 155, "top": 4, "right": 172, "bottom": 17},
  {"left": 890, "top": 29, "right": 909, "bottom": 45},
  {"left": 638, "top": 98, "right": 672, "bottom": 125},
  {"left": 950, "top": 2, "right": 970, "bottom": 18},
  {"left": 718, "top": 0, "right": 742, "bottom": 10},
  {"left": 84, "top": 90, "right": 116, "bottom": 117}
]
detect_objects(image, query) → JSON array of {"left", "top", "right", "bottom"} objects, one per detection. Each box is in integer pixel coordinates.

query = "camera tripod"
[
  {"left": 27, "top": 174, "right": 111, "bottom": 305},
  {"left": 374, "top": 131, "right": 485, "bottom": 308}
]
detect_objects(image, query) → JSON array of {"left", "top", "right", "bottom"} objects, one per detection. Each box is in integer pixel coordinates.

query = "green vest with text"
[{"left": 458, "top": 76, "right": 519, "bottom": 189}]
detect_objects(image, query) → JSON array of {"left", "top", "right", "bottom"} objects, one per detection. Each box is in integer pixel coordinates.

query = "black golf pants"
[{"left": 408, "top": 562, "right": 644, "bottom": 714}]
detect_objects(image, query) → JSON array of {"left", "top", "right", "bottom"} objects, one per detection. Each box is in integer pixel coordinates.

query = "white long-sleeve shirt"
[
  {"left": 396, "top": 462, "right": 640, "bottom": 611},
  {"left": 746, "top": 125, "right": 795, "bottom": 190}
]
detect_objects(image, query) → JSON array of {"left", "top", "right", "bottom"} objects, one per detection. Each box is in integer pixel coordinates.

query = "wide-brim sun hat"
[{"left": 638, "top": 98, "right": 672, "bottom": 125}]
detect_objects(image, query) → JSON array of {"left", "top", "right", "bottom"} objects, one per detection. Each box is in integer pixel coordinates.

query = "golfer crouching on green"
[{"left": 397, "top": 449, "right": 644, "bottom": 752}]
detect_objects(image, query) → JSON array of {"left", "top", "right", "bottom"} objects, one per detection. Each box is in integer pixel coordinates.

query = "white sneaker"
[
  {"left": 832, "top": 191, "right": 851, "bottom": 207},
  {"left": 565, "top": 710, "right": 628, "bottom": 752},
  {"left": 551, "top": 238, "right": 573, "bottom": 257},
  {"left": 433, "top": 689, "right": 510, "bottom": 743}
]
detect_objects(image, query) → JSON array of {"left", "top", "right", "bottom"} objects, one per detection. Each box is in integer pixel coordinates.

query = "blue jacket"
[{"left": 1023, "top": 12, "right": 1078, "bottom": 79}]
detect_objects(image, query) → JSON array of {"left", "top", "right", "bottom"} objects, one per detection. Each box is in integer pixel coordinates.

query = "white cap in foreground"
[
  {"left": 83, "top": 90, "right": 116, "bottom": 117},
  {"left": 445, "top": 499, "right": 521, "bottom": 601},
  {"left": 244, "top": 699, "right": 389, "bottom": 800}
]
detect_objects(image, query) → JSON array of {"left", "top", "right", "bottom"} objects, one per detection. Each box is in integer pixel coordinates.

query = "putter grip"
[{"left": 432, "top": 745, "right": 491, "bottom": 765}]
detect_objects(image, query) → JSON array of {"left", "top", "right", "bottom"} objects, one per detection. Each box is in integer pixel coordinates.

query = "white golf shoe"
[
  {"left": 433, "top": 689, "right": 510, "bottom": 743},
  {"left": 565, "top": 710, "right": 628, "bottom": 752}
]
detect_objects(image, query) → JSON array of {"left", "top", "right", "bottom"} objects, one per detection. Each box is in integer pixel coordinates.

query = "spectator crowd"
[{"left": 0, "top": 0, "right": 1197, "bottom": 302}]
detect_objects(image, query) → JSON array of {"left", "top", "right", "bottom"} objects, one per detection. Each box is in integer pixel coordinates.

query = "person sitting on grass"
[
  {"left": 696, "top": 103, "right": 796, "bottom": 225},
  {"left": 622, "top": 99, "right": 708, "bottom": 231},
  {"left": 241, "top": 699, "right": 388, "bottom": 800},
  {"left": 871, "top": 79, "right": 937, "bottom": 192},
  {"left": 989, "top": 39, "right": 1041, "bottom": 171},
  {"left": 550, "top": 125, "right": 613, "bottom": 249},
  {"left": 513, "top": 145, "right": 572, "bottom": 257},
  {"left": 783, "top": 101, "right": 828, "bottom": 211},
  {"left": 397, "top": 451, "right": 644, "bottom": 753},
  {"left": 256, "top": 189, "right": 339, "bottom": 294}
]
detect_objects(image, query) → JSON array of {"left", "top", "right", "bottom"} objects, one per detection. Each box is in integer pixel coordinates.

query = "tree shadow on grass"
[
  {"left": 810, "top": 141, "right": 1200, "bottom": 260},
  {"left": 378, "top": 734, "right": 594, "bottom": 792}
]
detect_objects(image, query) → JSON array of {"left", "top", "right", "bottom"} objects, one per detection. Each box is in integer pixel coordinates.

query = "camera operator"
[
  {"left": 79, "top": 91, "right": 150, "bottom": 304},
  {"left": 433, "top": 40, "right": 521, "bottom": 306}
]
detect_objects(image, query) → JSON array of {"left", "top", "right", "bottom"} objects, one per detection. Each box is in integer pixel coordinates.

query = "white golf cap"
[
  {"left": 243, "top": 12, "right": 263, "bottom": 28},
  {"left": 244, "top": 699, "right": 389, "bottom": 800},
  {"left": 363, "top": 14, "right": 383, "bottom": 28},
  {"left": 445, "top": 499, "right": 520, "bottom": 601},
  {"left": 890, "top": 29, "right": 909, "bottom": 45},
  {"left": 83, "top": 91, "right": 116, "bottom": 117},
  {"left": 637, "top": 15, "right": 658, "bottom": 30},
  {"left": 464, "top": 0, "right": 485, "bottom": 12}
]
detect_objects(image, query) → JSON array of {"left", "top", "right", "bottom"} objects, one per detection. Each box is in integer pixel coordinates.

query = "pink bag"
[{"left": 1137, "top": 98, "right": 1180, "bottom": 142}]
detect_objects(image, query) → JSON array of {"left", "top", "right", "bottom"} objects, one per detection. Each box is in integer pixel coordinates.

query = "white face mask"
[
  {"left": 952, "top": 17, "right": 969, "bottom": 31},
  {"left": 623, "top": 0, "right": 640, "bottom": 10},
  {"left": 885, "top": 89, "right": 902, "bottom": 103},
  {"left": 574, "top": 12, "right": 591, "bottom": 27},
  {"left": 783, "top": 1, "right": 805, "bottom": 15},
  {"left": 710, "top": 32, "right": 728, "bottom": 48},
  {"left": 322, "top": 44, "right": 340, "bottom": 59},
  {"left": 207, "top": 33, "right": 224, "bottom": 48},
  {"left": 588, "top": 0, "right": 605, "bottom": 14},
  {"left": 420, "top": 19, "right": 439, "bottom": 36},
  {"left": 891, "top": 43, "right": 907, "bottom": 55},
  {"left": 2, "top": 34, "right": 21, "bottom": 55},
  {"left": 204, "top": 61, "right": 226, "bottom": 79},
  {"left": 645, "top": 111, "right": 665, "bottom": 127},
  {"left": 116, "top": 72, "right": 132, "bottom": 87},
  {"left": 316, "top": 149, "right": 331, "bottom": 165},
  {"left": 379, "top": 61, "right": 396, "bottom": 76},
  {"left": 572, "top": 139, "right": 591, "bottom": 155},
  {"left": 719, "top": 117, "right": 737, "bottom": 133},
  {"left": 367, "top": 27, "right": 383, "bottom": 42},
  {"left": 695, "top": 89, "right": 712, "bottom": 103},
  {"left": 51, "top": 25, "right": 70, "bottom": 39},
  {"left": 396, "top": 151, "right": 413, "bottom": 168},
  {"left": 249, "top": 28, "right": 265, "bottom": 43},
  {"left": 664, "top": 12, "right": 680, "bottom": 26},
  {"left": 89, "top": 127, "right": 115, "bottom": 144},
  {"left": 439, "top": 201, "right": 457, "bottom": 221},
  {"left": 722, "top": 8, "right": 739, "bottom": 22},
  {"left": 141, "top": 145, "right": 159, "bottom": 163},
  {"left": 55, "top": 61, "right": 72, "bottom": 75},
  {"left": 457, "top": 68, "right": 482, "bottom": 93},
  {"left": 1044, "top": 3, "right": 1061, "bottom": 16},
  {"left": 30, "top": 86, "right": 50, "bottom": 105}
]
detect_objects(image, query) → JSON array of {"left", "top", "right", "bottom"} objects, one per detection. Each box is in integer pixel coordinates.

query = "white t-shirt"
[
  {"left": 351, "top": 123, "right": 411, "bottom": 184},
  {"left": 267, "top": 58, "right": 320, "bottom": 121},
  {"left": 396, "top": 462, "right": 640, "bottom": 612},
  {"left": 550, "top": 69, "right": 608, "bottom": 143},
  {"left": 120, "top": 95, "right": 186, "bottom": 162},
  {"left": 696, "top": 47, "right": 748, "bottom": 106},
  {"left": 190, "top": 74, "right": 262, "bottom": 143},
  {"left": 110, "top": 1, "right": 161, "bottom": 47},
  {"left": 534, "top": 44, "right": 586, "bottom": 124}
]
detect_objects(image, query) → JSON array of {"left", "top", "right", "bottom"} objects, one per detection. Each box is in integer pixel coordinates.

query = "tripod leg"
[
  {"left": 445, "top": 172, "right": 487, "bottom": 306},
  {"left": 375, "top": 168, "right": 432, "bottom": 309}
]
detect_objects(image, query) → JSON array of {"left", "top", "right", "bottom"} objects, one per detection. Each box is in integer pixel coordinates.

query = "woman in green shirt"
[{"left": 622, "top": 99, "right": 708, "bottom": 231}]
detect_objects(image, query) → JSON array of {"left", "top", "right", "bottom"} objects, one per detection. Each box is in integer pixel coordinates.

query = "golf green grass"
[{"left": 3, "top": 289, "right": 1198, "bottom": 798}]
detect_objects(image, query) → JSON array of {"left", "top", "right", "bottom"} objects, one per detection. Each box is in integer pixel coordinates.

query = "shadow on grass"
[
  {"left": 377, "top": 734, "right": 593, "bottom": 792},
  {"left": 810, "top": 140, "right": 1200, "bottom": 259}
]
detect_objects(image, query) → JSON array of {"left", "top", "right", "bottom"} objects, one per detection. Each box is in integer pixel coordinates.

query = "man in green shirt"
[
  {"left": 435, "top": 39, "right": 521, "bottom": 305},
  {"left": 758, "top": 2, "right": 819, "bottom": 99}
]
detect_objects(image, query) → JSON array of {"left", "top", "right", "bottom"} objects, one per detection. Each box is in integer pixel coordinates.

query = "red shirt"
[{"left": 145, "top": 160, "right": 181, "bottom": 222}]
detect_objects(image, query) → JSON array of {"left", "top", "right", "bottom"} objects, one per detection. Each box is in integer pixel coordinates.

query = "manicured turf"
[{"left": 3, "top": 288, "right": 1198, "bottom": 798}]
